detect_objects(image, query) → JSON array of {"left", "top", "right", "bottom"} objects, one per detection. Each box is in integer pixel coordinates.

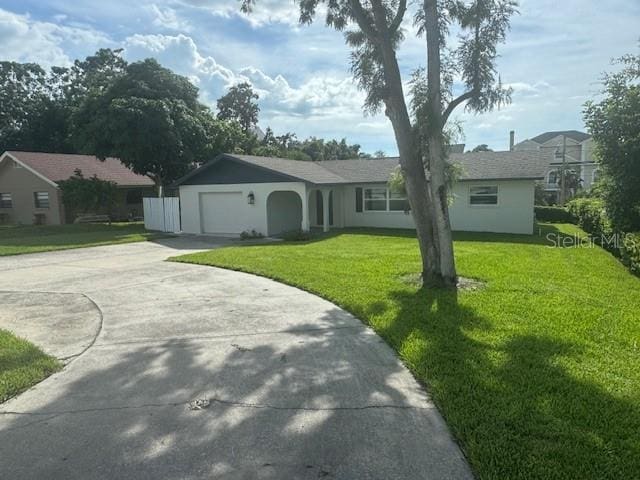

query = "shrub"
[
  {"left": 566, "top": 198, "right": 613, "bottom": 239},
  {"left": 620, "top": 233, "right": 640, "bottom": 276},
  {"left": 281, "top": 229, "right": 312, "bottom": 242},
  {"left": 534, "top": 206, "right": 575, "bottom": 223},
  {"left": 239, "top": 229, "right": 264, "bottom": 240}
]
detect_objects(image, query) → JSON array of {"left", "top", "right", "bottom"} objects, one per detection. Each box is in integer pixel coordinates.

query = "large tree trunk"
[
  {"left": 372, "top": 27, "right": 442, "bottom": 285},
  {"left": 424, "top": 0, "right": 457, "bottom": 287},
  {"left": 360, "top": 0, "right": 449, "bottom": 286},
  {"left": 428, "top": 134, "right": 457, "bottom": 286}
]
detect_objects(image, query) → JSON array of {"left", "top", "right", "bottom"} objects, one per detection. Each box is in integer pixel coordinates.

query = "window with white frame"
[
  {"left": 547, "top": 170, "right": 559, "bottom": 185},
  {"left": 364, "top": 188, "right": 387, "bottom": 211},
  {"left": 469, "top": 186, "right": 498, "bottom": 206},
  {"left": 592, "top": 169, "right": 601, "bottom": 184},
  {"left": 34, "top": 192, "right": 50, "bottom": 209},
  {"left": 0, "top": 193, "right": 12, "bottom": 208},
  {"left": 389, "top": 190, "right": 409, "bottom": 211},
  {"left": 361, "top": 187, "right": 410, "bottom": 212}
]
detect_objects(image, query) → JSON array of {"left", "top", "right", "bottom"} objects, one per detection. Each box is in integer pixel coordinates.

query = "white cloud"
[
  {"left": 0, "top": 8, "right": 110, "bottom": 67},
  {"left": 122, "top": 32, "right": 378, "bottom": 142},
  {"left": 147, "top": 4, "right": 191, "bottom": 31},
  {"left": 177, "top": 0, "right": 303, "bottom": 27}
]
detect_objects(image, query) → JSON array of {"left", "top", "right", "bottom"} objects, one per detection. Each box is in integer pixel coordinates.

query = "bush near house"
[
  {"left": 566, "top": 198, "right": 613, "bottom": 239},
  {"left": 620, "top": 233, "right": 640, "bottom": 275},
  {"left": 534, "top": 206, "right": 575, "bottom": 223},
  {"left": 567, "top": 198, "right": 640, "bottom": 275}
]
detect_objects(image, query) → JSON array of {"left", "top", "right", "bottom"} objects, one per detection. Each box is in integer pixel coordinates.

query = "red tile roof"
[{"left": 5, "top": 151, "right": 154, "bottom": 187}]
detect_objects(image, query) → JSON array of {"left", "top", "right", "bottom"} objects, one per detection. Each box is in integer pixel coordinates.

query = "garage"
[{"left": 199, "top": 192, "right": 243, "bottom": 235}]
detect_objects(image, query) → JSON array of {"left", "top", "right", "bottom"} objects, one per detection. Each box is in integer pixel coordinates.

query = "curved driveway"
[{"left": 0, "top": 238, "right": 472, "bottom": 479}]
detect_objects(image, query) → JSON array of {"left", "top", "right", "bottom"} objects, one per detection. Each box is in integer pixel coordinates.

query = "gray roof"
[
  {"left": 530, "top": 130, "right": 591, "bottom": 144},
  {"left": 321, "top": 151, "right": 550, "bottom": 182},
  {"left": 447, "top": 144, "right": 466, "bottom": 154},
  {"left": 230, "top": 155, "right": 346, "bottom": 184},
  {"left": 175, "top": 151, "right": 549, "bottom": 187}
]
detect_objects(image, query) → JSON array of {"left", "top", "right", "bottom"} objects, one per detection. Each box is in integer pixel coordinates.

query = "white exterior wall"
[
  {"left": 449, "top": 180, "right": 535, "bottom": 234},
  {"left": 340, "top": 180, "right": 535, "bottom": 234},
  {"left": 179, "top": 182, "right": 307, "bottom": 236},
  {"left": 342, "top": 184, "right": 415, "bottom": 229}
]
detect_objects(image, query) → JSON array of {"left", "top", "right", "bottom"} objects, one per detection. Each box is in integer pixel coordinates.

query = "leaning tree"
[{"left": 241, "top": 0, "right": 516, "bottom": 287}]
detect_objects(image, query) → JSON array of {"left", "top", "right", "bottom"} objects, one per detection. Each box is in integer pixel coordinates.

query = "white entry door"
[{"left": 199, "top": 192, "right": 243, "bottom": 235}]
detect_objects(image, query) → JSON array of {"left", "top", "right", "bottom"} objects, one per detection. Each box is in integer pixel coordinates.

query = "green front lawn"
[
  {"left": 172, "top": 224, "right": 640, "bottom": 479},
  {"left": 0, "top": 222, "right": 160, "bottom": 256},
  {"left": 0, "top": 329, "right": 61, "bottom": 403}
]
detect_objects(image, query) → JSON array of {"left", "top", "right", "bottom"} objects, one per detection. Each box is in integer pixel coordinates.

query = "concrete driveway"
[{"left": 0, "top": 238, "right": 473, "bottom": 480}]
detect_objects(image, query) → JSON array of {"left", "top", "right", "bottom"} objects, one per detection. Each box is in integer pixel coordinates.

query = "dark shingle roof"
[
  {"left": 4, "top": 151, "right": 154, "bottom": 186},
  {"left": 449, "top": 151, "right": 550, "bottom": 181},
  {"left": 321, "top": 151, "right": 549, "bottom": 182},
  {"left": 175, "top": 151, "right": 549, "bottom": 186},
  {"left": 530, "top": 130, "right": 591, "bottom": 144},
  {"left": 230, "top": 155, "right": 345, "bottom": 184}
]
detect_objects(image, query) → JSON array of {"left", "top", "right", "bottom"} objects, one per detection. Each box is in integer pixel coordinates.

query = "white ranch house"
[{"left": 174, "top": 151, "right": 550, "bottom": 237}]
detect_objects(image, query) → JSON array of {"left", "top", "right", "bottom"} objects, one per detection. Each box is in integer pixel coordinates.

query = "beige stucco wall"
[
  {"left": 449, "top": 180, "right": 535, "bottom": 234},
  {"left": 180, "top": 179, "right": 535, "bottom": 237},
  {"left": 0, "top": 157, "right": 64, "bottom": 225},
  {"left": 179, "top": 182, "right": 308, "bottom": 236},
  {"left": 341, "top": 180, "right": 535, "bottom": 234}
]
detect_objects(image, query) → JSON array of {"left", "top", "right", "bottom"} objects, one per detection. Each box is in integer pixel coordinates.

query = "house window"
[
  {"left": 547, "top": 170, "right": 559, "bottom": 185},
  {"left": 126, "top": 189, "right": 144, "bottom": 205},
  {"left": 34, "top": 192, "right": 50, "bottom": 209},
  {"left": 389, "top": 190, "right": 410, "bottom": 211},
  {"left": 592, "top": 169, "right": 601, "bottom": 184},
  {"left": 0, "top": 193, "right": 12, "bottom": 208},
  {"left": 364, "top": 188, "right": 387, "bottom": 211},
  {"left": 469, "top": 186, "right": 498, "bottom": 206}
]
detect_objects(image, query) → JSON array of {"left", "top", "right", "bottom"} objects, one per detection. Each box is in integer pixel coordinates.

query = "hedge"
[
  {"left": 566, "top": 198, "right": 613, "bottom": 239},
  {"left": 620, "top": 233, "right": 640, "bottom": 276},
  {"left": 566, "top": 198, "right": 640, "bottom": 276},
  {"left": 534, "top": 206, "right": 575, "bottom": 223}
]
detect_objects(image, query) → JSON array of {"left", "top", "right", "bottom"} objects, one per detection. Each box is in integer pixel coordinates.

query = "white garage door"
[{"left": 199, "top": 192, "right": 243, "bottom": 235}]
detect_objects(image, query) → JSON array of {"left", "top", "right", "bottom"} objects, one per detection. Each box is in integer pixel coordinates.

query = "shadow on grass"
[{"left": 380, "top": 286, "right": 640, "bottom": 478}]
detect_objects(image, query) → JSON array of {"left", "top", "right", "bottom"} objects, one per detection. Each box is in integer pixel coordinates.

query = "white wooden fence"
[{"left": 143, "top": 197, "right": 181, "bottom": 233}]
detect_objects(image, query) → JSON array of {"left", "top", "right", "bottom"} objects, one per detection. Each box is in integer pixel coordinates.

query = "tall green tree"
[
  {"left": 0, "top": 62, "right": 58, "bottom": 152},
  {"left": 216, "top": 82, "right": 260, "bottom": 133},
  {"left": 242, "top": 0, "right": 516, "bottom": 287},
  {"left": 0, "top": 49, "right": 128, "bottom": 154},
  {"left": 584, "top": 50, "right": 640, "bottom": 231},
  {"left": 471, "top": 144, "right": 492, "bottom": 152},
  {"left": 73, "top": 59, "right": 214, "bottom": 191}
]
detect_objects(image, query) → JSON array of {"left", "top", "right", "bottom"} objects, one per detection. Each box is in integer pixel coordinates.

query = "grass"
[
  {"left": 0, "top": 329, "right": 61, "bottom": 403},
  {"left": 172, "top": 223, "right": 640, "bottom": 479},
  {"left": 0, "top": 222, "right": 160, "bottom": 256}
]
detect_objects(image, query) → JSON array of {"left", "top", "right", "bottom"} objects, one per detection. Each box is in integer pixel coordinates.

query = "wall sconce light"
[{"left": 247, "top": 192, "right": 255, "bottom": 205}]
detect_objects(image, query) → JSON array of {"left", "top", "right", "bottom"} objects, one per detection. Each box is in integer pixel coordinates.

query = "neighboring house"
[
  {"left": 512, "top": 130, "right": 598, "bottom": 202},
  {"left": 0, "top": 151, "right": 155, "bottom": 225},
  {"left": 174, "top": 151, "right": 549, "bottom": 237}
]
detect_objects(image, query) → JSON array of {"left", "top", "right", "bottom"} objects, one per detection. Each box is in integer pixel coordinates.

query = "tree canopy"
[
  {"left": 216, "top": 82, "right": 260, "bottom": 133},
  {"left": 73, "top": 59, "right": 217, "bottom": 188},
  {"left": 584, "top": 49, "right": 640, "bottom": 231}
]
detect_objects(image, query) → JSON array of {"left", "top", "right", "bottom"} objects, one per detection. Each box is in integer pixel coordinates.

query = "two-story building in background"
[{"left": 511, "top": 130, "right": 599, "bottom": 204}]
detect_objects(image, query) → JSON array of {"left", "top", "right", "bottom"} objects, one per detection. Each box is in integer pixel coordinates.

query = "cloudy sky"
[{"left": 1, "top": 0, "right": 638, "bottom": 154}]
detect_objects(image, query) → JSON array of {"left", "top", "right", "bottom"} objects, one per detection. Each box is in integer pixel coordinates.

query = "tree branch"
[
  {"left": 442, "top": 89, "right": 475, "bottom": 123},
  {"left": 389, "top": 0, "right": 407, "bottom": 34},
  {"left": 349, "top": 0, "right": 379, "bottom": 41}
]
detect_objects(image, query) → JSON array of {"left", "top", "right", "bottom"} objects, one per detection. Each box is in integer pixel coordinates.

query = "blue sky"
[{"left": 1, "top": 0, "right": 638, "bottom": 155}]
